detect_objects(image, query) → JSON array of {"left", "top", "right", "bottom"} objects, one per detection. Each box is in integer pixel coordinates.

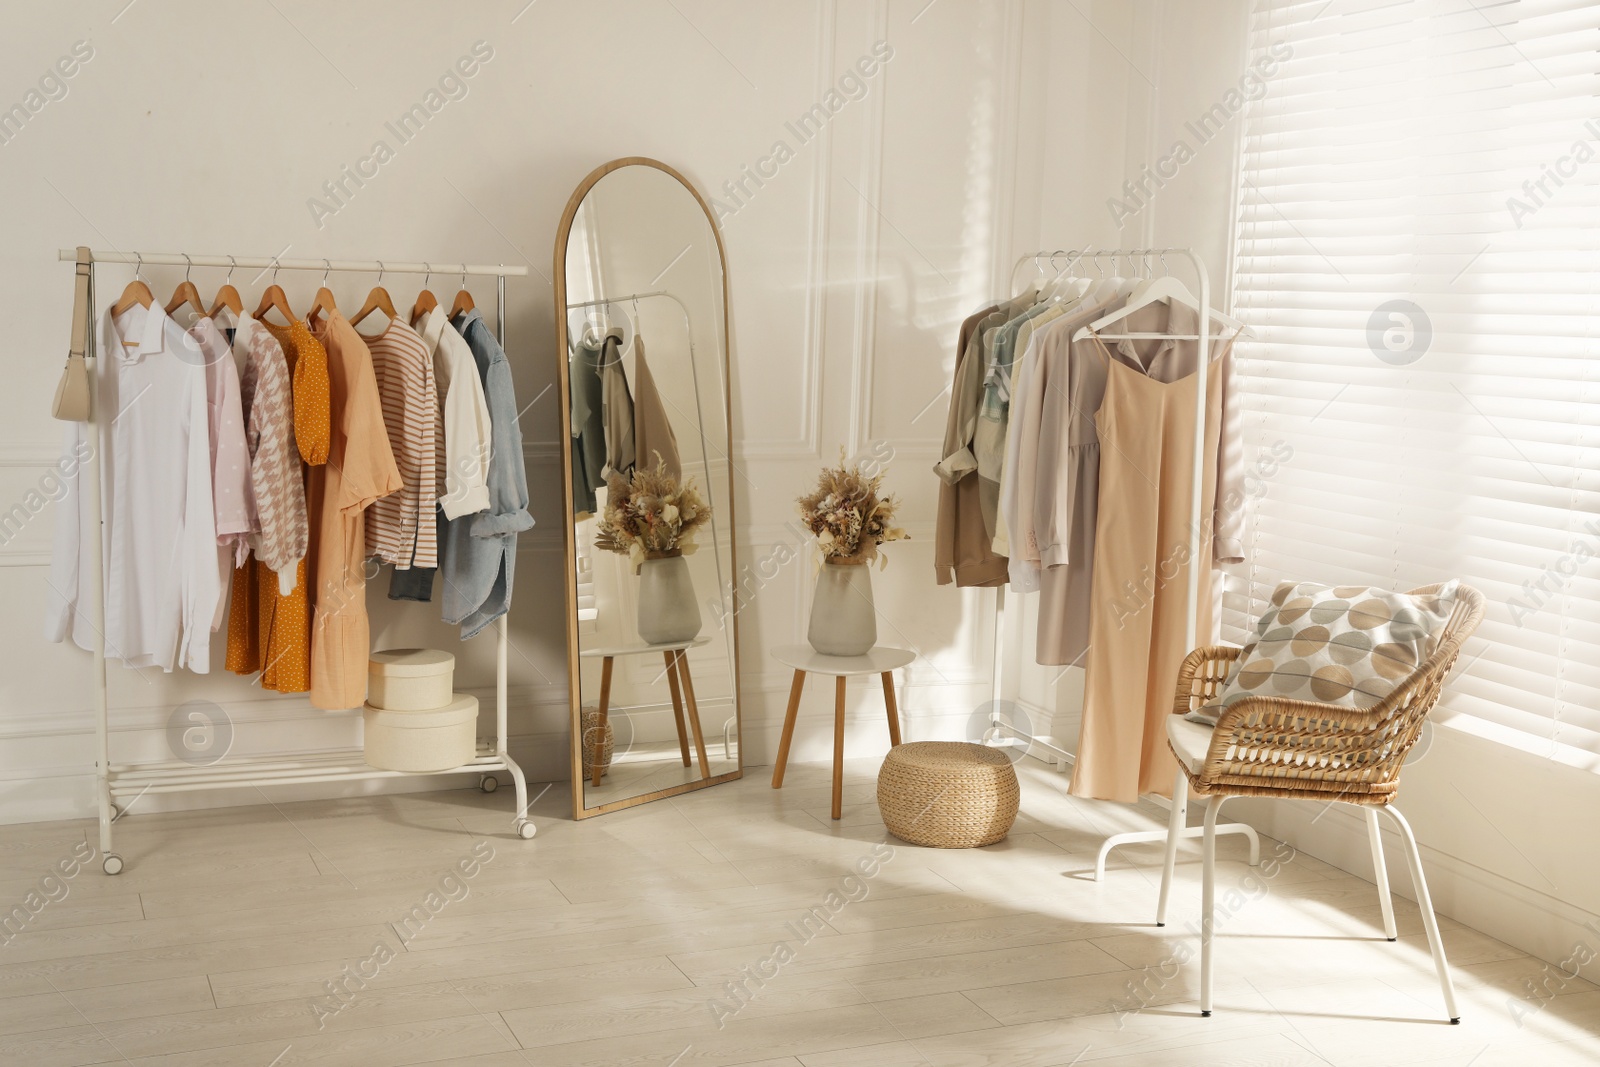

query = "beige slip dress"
[{"left": 1069, "top": 328, "right": 1234, "bottom": 803}]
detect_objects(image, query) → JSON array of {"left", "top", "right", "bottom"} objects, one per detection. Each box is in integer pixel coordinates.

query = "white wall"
[{"left": 0, "top": 0, "right": 1136, "bottom": 821}]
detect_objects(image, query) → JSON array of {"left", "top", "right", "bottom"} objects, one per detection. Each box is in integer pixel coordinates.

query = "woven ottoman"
[
  {"left": 580, "top": 708, "right": 614, "bottom": 779},
  {"left": 877, "top": 741, "right": 1020, "bottom": 848}
]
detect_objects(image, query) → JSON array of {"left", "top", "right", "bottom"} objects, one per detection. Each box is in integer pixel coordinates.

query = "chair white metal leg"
[
  {"left": 1200, "top": 794, "right": 1225, "bottom": 1017},
  {"left": 1380, "top": 804, "right": 1460, "bottom": 1023},
  {"left": 1156, "top": 768, "right": 1187, "bottom": 926},
  {"left": 1094, "top": 818, "right": 1259, "bottom": 880},
  {"left": 1363, "top": 807, "right": 1397, "bottom": 941}
]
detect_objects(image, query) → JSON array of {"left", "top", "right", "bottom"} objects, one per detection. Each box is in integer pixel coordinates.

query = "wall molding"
[
  {"left": 740, "top": 0, "right": 835, "bottom": 462},
  {"left": 0, "top": 446, "right": 63, "bottom": 468},
  {"left": 848, "top": 0, "right": 891, "bottom": 455}
]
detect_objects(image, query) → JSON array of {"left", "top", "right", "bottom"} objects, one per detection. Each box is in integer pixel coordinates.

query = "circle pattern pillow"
[{"left": 1185, "top": 580, "right": 1460, "bottom": 727}]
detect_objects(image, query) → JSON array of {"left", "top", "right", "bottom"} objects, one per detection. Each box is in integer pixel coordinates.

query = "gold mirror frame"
[{"left": 553, "top": 157, "right": 743, "bottom": 819}]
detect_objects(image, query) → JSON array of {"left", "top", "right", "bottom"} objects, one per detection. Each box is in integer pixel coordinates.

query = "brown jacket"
[{"left": 934, "top": 305, "right": 1009, "bottom": 587}]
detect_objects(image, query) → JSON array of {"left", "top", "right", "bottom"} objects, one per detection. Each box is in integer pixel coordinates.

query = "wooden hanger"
[
  {"left": 307, "top": 260, "right": 338, "bottom": 323},
  {"left": 208, "top": 255, "right": 244, "bottom": 319},
  {"left": 351, "top": 262, "right": 398, "bottom": 328},
  {"left": 410, "top": 263, "right": 439, "bottom": 326},
  {"left": 253, "top": 258, "right": 296, "bottom": 324},
  {"left": 448, "top": 267, "right": 475, "bottom": 318},
  {"left": 112, "top": 253, "right": 155, "bottom": 316},
  {"left": 163, "top": 254, "right": 207, "bottom": 320}
]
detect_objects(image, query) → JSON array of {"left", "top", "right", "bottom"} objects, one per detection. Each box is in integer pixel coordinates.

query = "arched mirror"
[{"left": 554, "top": 158, "right": 741, "bottom": 818}]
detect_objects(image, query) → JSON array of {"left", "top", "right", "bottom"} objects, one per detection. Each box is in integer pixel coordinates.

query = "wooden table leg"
[
  {"left": 591, "top": 656, "right": 613, "bottom": 788},
  {"left": 664, "top": 651, "right": 691, "bottom": 767},
  {"left": 676, "top": 650, "right": 711, "bottom": 779},
  {"left": 832, "top": 675, "right": 846, "bottom": 821},
  {"left": 881, "top": 671, "right": 902, "bottom": 747},
  {"left": 771, "top": 669, "right": 806, "bottom": 789}
]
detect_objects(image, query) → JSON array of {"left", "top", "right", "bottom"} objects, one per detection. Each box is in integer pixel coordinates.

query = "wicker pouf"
[
  {"left": 580, "top": 708, "right": 614, "bottom": 778},
  {"left": 877, "top": 741, "right": 1020, "bottom": 848}
]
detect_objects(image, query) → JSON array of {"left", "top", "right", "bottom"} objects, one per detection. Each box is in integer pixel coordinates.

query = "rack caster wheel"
[
  {"left": 515, "top": 819, "right": 536, "bottom": 840},
  {"left": 109, "top": 805, "right": 120, "bottom": 821},
  {"left": 102, "top": 854, "right": 124, "bottom": 876},
  {"left": 479, "top": 775, "right": 499, "bottom": 794}
]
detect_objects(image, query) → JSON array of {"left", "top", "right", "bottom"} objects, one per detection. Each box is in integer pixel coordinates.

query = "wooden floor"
[{"left": 0, "top": 757, "right": 1596, "bottom": 1066}]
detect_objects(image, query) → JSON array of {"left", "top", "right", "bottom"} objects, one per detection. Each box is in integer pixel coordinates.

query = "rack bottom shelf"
[
  {"left": 110, "top": 744, "right": 506, "bottom": 793},
  {"left": 96, "top": 741, "right": 538, "bottom": 874}
]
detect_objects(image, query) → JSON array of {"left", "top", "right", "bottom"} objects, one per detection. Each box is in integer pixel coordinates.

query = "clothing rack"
[
  {"left": 996, "top": 247, "right": 1259, "bottom": 896},
  {"left": 55, "top": 248, "right": 537, "bottom": 875}
]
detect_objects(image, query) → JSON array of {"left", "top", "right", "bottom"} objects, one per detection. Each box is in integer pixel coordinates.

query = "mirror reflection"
[{"left": 560, "top": 160, "right": 740, "bottom": 814}]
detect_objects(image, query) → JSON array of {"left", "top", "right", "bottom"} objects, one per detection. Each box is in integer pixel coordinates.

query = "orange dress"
[
  {"left": 306, "top": 310, "right": 401, "bottom": 710},
  {"left": 224, "top": 318, "right": 330, "bottom": 692}
]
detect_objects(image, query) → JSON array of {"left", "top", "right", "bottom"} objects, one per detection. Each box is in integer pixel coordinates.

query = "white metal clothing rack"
[
  {"left": 55, "top": 248, "right": 537, "bottom": 875},
  {"left": 996, "top": 247, "right": 1259, "bottom": 894}
]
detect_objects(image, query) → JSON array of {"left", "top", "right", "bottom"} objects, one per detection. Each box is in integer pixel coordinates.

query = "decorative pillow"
[{"left": 1186, "top": 580, "right": 1461, "bottom": 727}]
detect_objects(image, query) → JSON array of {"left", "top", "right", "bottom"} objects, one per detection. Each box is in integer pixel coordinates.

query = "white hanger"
[
  {"left": 1042, "top": 250, "right": 1091, "bottom": 306},
  {"left": 1075, "top": 250, "right": 1249, "bottom": 342},
  {"left": 570, "top": 301, "right": 636, "bottom": 360},
  {"left": 1014, "top": 255, "right": 1045, "bottom": 302},
  {"left": 1087, "top": 252, "right": 1125, "bottom": 305}
]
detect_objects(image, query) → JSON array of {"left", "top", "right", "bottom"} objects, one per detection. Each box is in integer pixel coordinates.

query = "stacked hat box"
[{"left": 363, "top": 649, "right": 478, "bottom": 772}]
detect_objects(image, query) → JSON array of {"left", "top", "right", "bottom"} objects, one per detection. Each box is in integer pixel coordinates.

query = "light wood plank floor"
[{"left": 0, "top": 757, "right": 1595, "bottom": 1066}]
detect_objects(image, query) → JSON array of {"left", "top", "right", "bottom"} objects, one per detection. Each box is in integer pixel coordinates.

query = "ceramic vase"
[
  {"left": 808, "top": 559, "right": 876, "bottom": 656},
  {"left": 637, "top": 552, "right": 702, "bottom": 645}
]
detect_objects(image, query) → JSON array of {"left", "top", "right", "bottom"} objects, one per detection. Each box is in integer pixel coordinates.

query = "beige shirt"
[
  {"left": 632, "top": 340, "right": 681, "bottom": 479},
  {"left": 988, "top": 301, "right": 1070, "bottom": 556},
  {"left": 1003, "top": 297, "right": 1120, "bottom": 589}
]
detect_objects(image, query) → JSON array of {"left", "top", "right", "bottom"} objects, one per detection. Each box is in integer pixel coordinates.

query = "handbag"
[{"left": 51, "top": 246, "right": 93, "bottom": 422}]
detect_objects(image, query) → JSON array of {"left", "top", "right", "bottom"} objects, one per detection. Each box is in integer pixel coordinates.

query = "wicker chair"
[{"left": 1157, "top": 583, "right": 1484, "bottom": 1023}]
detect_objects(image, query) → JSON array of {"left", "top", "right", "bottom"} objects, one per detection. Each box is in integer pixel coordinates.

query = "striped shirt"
[{"left": 363, "top": 320, "right": 439, "bottom": 568}]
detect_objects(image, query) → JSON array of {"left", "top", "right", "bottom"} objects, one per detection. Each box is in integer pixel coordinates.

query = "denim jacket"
[{"left": 440, "top": 309, "right": 535, "bottom": 638}]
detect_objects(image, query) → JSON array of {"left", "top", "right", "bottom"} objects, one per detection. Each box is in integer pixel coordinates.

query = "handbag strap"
[{"left": 71, "top": 246, "right": 92, "bottom": 363}]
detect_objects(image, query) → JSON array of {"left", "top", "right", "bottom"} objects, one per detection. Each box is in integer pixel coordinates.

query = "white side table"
[
  {"left": 581, "top": 637, "right": 712, "bottom": 786},
  {"left": 769, "top": 644, "right": 915, "bottom": 820}
]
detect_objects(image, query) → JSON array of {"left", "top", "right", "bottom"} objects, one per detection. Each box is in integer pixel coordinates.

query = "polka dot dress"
[{"left": 224, "top": 318, "right": 330, "bottom": 693}]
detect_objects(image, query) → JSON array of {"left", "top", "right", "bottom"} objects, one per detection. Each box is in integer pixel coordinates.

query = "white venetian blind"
[{"left": 1230, "top": 0, "right": 1600, "bottom": 763}]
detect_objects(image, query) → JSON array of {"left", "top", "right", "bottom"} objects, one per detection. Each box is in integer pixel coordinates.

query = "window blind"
[{"left": 1230, "top": 0, "right": 1600, "bottom": 763}]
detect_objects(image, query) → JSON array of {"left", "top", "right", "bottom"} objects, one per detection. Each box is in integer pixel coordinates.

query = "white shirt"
[
  {"left": 1001, "top": 327, "right": 1047, "bottom": 593},
  {"left": 188, "top": 315, "right": 254, "bottom": 631},
  {"left": 417, "top": 309, "right": 492, "bottom": 519},
  {"left": 45, "top": 303, "right": 220, "bottom": 672}
]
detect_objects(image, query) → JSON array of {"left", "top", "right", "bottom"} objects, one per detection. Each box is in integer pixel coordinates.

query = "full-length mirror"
[{"left": 555, "top": 158, "right": 741, "bottom": 818}]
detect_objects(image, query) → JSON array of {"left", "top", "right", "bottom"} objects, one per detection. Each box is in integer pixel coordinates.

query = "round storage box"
[
  {"left": 368, "top": 648, "right": 455, "bottom": 711},
  {"left": 363, "top": 693, "right": 478, "bottom": 772},
  {"left": 877, "top": 741, "right": 1020, "bottom": 848}
]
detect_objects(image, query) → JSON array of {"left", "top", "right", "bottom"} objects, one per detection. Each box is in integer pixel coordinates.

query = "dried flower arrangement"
[
  {"left": 594, "top": 458, "right": 711, "bottom": 567},
  {"left": 796, "top": 454, "right": 908, "bottom": 566}
]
